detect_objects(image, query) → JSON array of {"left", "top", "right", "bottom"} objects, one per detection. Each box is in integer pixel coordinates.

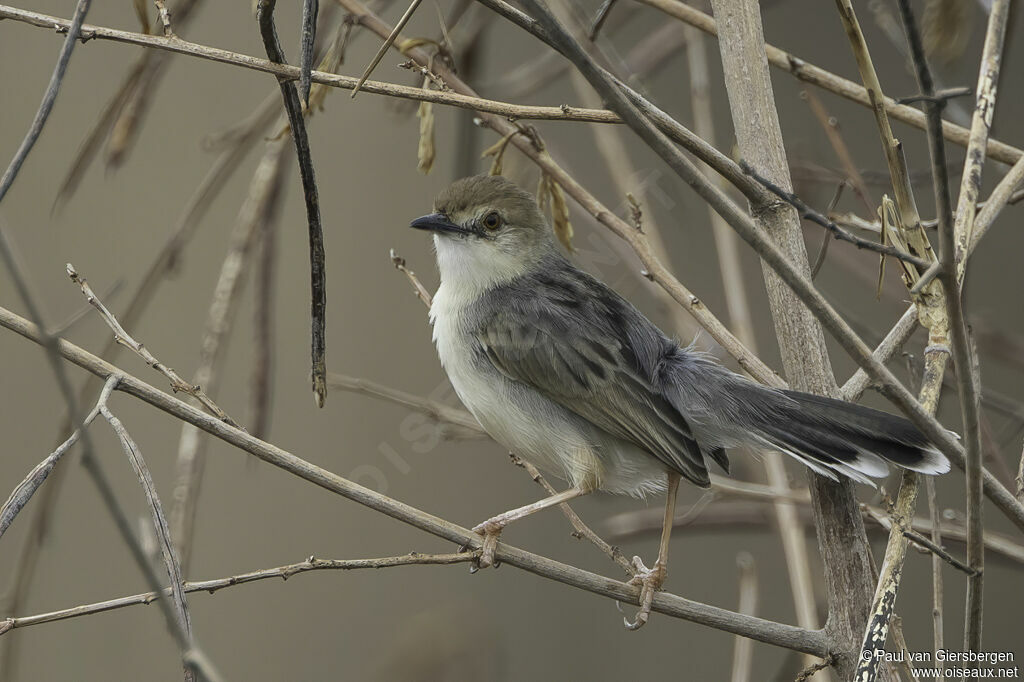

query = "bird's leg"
[
  {"left": 624, "top": 471, "right": 681, "bottom": 631},
  {"left": 471, "top": 487, "right": 587, "bottom": 568}
]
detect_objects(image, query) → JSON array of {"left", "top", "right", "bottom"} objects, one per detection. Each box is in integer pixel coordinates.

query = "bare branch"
[
  {"left": 0, "top": 0, "right": 92, "bottom": 205},
  {"left": 1, "top": 552, "right": 479, "bottom": 633},
  {"left": 511, "top": 455, "right": 635, "bottom": 576},
  {"left": 327, "top": 372, "right": 486, "bottom": 439},
  {"left": 900, "top": 530, "right": 977, "bottom": 577},
  {"left": 97, "top": 378, "right": 195, "bottom": 669},
  {"left": 730, "top": 552, "right": 758, "bottom": 682},
  {"left": 390, "top": 249, "right": 434, "bottom": 307},
  {"left": 153, "top": 0, "right": 173, "bottom": 36},
  {"left": 926, "top": 476, "right": 946, "bottom": 677},
  {"left": 66, "top": 263, "right": 241, "bottom": 427},
  {"left": 604, "top": 498, "right": 1024, "bottom": 567}
]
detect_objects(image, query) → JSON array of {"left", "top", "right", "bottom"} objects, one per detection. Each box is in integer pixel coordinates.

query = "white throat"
[{"left": 430, "top": 234, "right": 527, "bottom": 315}]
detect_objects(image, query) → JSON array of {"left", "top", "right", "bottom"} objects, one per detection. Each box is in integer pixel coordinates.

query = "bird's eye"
[{"left": 482, "top": 212, "right": 502, "bottom": 230}]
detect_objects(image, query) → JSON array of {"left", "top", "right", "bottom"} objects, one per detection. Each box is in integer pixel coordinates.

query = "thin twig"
[
  {"left": 1017, "top": 441, "right": 1024, "bottom": 503},
  {"left": 511, "top": 455, "right": 634, "bottom": 576},
  {"left": 97, "top": 377, "right": 195, "bottom": 656},
  {"left": 741, "top": 161, "right": 930, "bottom": 269},
  {"left": 587, "top": 0, "right": 617, "bottom": 39},
  {"left": 901, "top": 530, "right": 978, "bottom": 576},
  {"left": 860, "top": 501, "right": 970, "bottom": 577},
  {"left": 840, "top": 307, "right": 919, "bottom": 401},
  {"left": 896, "top": 86, "right": 972, "bottom": 105},
  {"left": 800, "top": 90, "right": 874, "bottom": 214},
  {"left": 604, "top": 498, "right": 1024, "bottom": 567},
  {"left": 326, "top": 372, "right": 486, "bottom": 440},
  {"left": 153, "top": 0, "right": 173, "bottom": 36},
  {"left": 730, "top": 552, "right": 758, "bottom": 682},
  {"left": 390, "top": 249, "right": 433, "bottom": 307},
  {"left": 351, "top": 0, "right": 424, "bottom": 98},
  {"left": 926, "top": 476, "right": 946, "bottom": 681},
  {"left": 66, "top": 264, "right": 241, "bottom": 427},
  {"left": 256, "top": 0, "right": 328, "bottom": 409},
  {"left": 796, "top": 655, "right": 838, "bottom": 682},
  {"left": 0, "top": 552, "right": 479, "bottom": 633},
  {"left": 0, "top": 0, "right": 91, "bottom": 205},
  {"left": 0, "top": 306, "right": 829, "bottom": 656},
  {"left": 0, "top": 6, "right": 618, "bottom": 120}
]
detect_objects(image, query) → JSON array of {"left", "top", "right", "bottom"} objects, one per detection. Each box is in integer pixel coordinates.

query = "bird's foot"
[
  {"left": 470, "top": 518, "right": 504, "bottom": 569},
  {"left": 623, "top": 555, "right": 666, "bottom": 631}
]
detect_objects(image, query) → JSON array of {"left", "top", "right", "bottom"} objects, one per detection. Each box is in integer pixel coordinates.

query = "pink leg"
[
  {"left": 624, "top": 471, "right": 681, "bottom": 630},
  {"left": 472, "top": 487, "right": 587, "bottom": 567}
]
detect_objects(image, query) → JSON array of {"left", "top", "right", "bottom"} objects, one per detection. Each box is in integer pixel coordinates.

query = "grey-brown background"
[{"left": 1, "top": 1, "right": 1022, "bottom": 680}]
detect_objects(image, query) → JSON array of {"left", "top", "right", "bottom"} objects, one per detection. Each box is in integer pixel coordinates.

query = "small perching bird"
[{"left": 411, "top": 175, "right": 949, "bottom": 629}]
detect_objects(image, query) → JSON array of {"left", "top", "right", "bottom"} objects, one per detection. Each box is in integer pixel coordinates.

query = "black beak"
[{"left": 410, "top": 213, "right": 470, "bottom": 236}]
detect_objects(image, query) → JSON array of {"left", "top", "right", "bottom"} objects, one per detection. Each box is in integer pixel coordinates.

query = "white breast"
[{"left": 430, "top": 281, "right": 602, "bottom": 489}]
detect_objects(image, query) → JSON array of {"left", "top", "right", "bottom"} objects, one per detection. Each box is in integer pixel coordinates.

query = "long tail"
[
  {"left": 661, "top": 350, "right": 951, "bottom": 484},
  {"left": 751, "top": 390, "right": 951, "bottom": 483}
]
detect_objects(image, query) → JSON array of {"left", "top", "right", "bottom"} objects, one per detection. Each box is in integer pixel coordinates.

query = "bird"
[{"left": 410, "top": 174, "right": 949, "bottom": 629}]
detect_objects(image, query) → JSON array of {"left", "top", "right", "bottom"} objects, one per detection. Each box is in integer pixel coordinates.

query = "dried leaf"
[
  {"left": 106, "top": 83, "right": 147, "bottom": 167},
  {"left": 417, "top": 100, "right": 435, "bottom": 174},
  {"left": 481, "top": 131, "right": 516, "bottom": 176},
  {"left": 535, "top": 173, "right": 573, "bottom": 252},
  {"left": 922, "top": 0, "right": 974, "bottom": 64},
  {"left": 397, "top": 37, "right": 440, "bottom": 55},
  {"left": 876, "top": 201, "right": 891, "bottom": 300},
  {"left": 536, "top": 174, "right": 551, "bottom": 215},
  {"left": 53, "top": 63, "right": 145, "bottom": 212},
  {"left": 549, "top": 178, "right": 574, "bottom": 252}
]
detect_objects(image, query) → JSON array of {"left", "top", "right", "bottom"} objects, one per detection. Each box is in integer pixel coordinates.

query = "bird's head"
[{"left": 411, "top": 175, "right": 557, "bottom": 288}]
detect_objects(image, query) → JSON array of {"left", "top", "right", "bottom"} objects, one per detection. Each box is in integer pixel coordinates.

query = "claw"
[
  {"left": 622, "top": 556, "right": 665, "bottom": 631},
  {"left": 471, "top": 519, "right": 504, "bottom": 569}
]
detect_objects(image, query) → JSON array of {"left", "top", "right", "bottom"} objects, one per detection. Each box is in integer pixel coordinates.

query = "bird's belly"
[
  {"left": 434, "top": 325, "right": 664, "bottom": 494},
  {"left": 451, "top": 357, "right": 596, "bottom": 482}
]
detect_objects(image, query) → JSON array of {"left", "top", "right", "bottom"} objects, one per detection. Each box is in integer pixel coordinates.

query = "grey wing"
[{"left": 473, "top": 278, "right": 711, "bottom": 486}]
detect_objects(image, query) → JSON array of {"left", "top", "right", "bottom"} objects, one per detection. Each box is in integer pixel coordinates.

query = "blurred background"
[{"left": 1, "top": 0, "right": 1022, "bottom": 679}]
